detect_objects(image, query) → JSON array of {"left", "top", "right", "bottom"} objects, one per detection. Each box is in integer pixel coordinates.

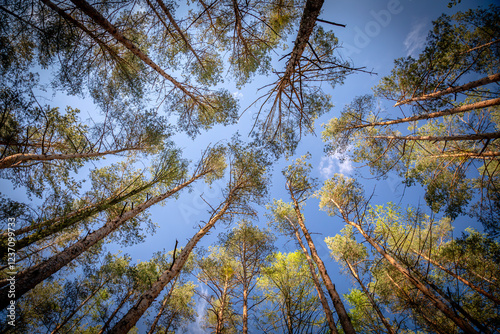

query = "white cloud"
[
  {"left": 404, "top": 21, "right": 428, "bottom": 58},
  {"left": 319, "top": 154, "right": 353, "bottom": 179},
  {"left": 232, "top": 91, "right": 243, "bottom": 99},
  {"left": 187, "top": 285, "right": 209, "bottom": 333}
]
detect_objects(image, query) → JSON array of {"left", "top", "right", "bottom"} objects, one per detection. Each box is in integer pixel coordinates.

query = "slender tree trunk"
[
  {"left": 290, "top": 193, "right": 356, "bottom": 334},
  {"left": 0, "top": 147, "right": 141, "bottom": 168},
  {"left": 281, "top": 0, "right": 324, "bottom": 84},
  {"left": 385, "top": 272, "right": 448, "bottom": 334},
  {"left": 9, "top": 177, "right": 157, "bottom": 253},
  {"left": 348, "top": 98, "right": 500, "bottom": 131},
  {"left": 216, "top": 277, "right": 229, "bottom": 334},
  {"left": 284, "top": 215, "right": 338, "bottom": 334},
  {"left": 0, "top": 233, "right": 76, "bottom": 271},
  {"left": 69, "top": 0, "right": 202, "bottom": 104},
  {"left": 370, "top": 131, "right": 500, "bottom": 142},
  {"left": 64, "top": 297, "right": 102, "bottom": 333},
  {"left": 40, "top": 0, "right": 126, "bottom": 63},
  {"left": 0, "top": 174, "right": 203, "bottom": 308},
  {"left": 427, "top": 151, "right": 500, "bottom": 159},
  {"left": 344, "top": 259, "right": 396, "bottom": 334},
  {"left": 108, "top": 196, "right": 234, "bottom": 334},
  {"left": 51, "top": 278, "right": 109, "bottom": 333},
  {"left": 99, "top": 287, "right": 134, "bottom": 334},
  {"left": 164, "top": 311, "right": 177, "bottom": 333},
  {"left": 156, "top": 0, "right": 206, "bottom": 70},
  {"left": 394, "top": 72, "right": 500, "bottom": 106},
  {"left": 147, "top": 275, "right": 179, "bottom": 334},
  {"left": 412, "top": 249, "right": 500, "bottom": 305},
  {"left": 242, "top": 282, "right": 249, "bottom": 334},
  {"left": 331, "top": 199, "right": 480, "bottom": 334},
  {"left": 408, "top": 263, "right": 491, "bottom": 334}
]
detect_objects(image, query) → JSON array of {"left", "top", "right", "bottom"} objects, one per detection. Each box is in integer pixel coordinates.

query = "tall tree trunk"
[
  {"left": 0, "top": 233, "right": 76, "bottom": 271},
  {"left": 147, "top": 275, "right": 179, "bottom": 334},
  {"left": 108, "top": 196, "right": 234, "bottom": 334},
  {"left": 51, "top": 278, "right": 109, "bottom": 333},
  {"left": 284, "top": 215, "right": 338, "bottom": 334},
  {"left": 407, "top": 263, "right": 491, "bottom": 334},
  {"left": 370, "top": 131, "right": 500, "bottom": 142},
  {"left": 290, "top": 193, "right": 356, "bottom": 334},
  {"left": 385, "top": 272, "right": 448, "bottom": 334},
  {"left": 412, "top": 249, "right": 500, "bottom": 305},
  {"left": 8, "top": 176, "right": 158, "bottom": 253},
  {"left": 347, "top": 98, "right": 500, "bottom": 131},
  {"left": 281, "top": 0, "right": 324, "bottom": 85},
  {"left": 394, "top": 72, "right": 500, "bottom": 106},
  {"left": 242, "top": 282, "right": 249, "bottom": 334},
  {"left": 69, "top": 0, "right": 202, "bottom": 104},
  {"left": 40, "top": 0, "right": 126, "bottom": 64},
  {"left": 0, "top": 147, "right": 141, "bottom": 169},
  {"left": 427, "top": 151, "right": 500, "bottom": 159},
  {"left": 155, "top": 0, "right": 206, "bottom": 70},
  {"left": 344, "top": 259, "right": 396, "bottom": 334},
  {"left": 98, "top": 287, "right": 134, "bottom": 334},
  {"left": 331, "top": 199, "right": 480, "bottom": 334},
  {"left": 0, "top": 174, "right": 203, "bottom": 308},
  {"left": 216, "top": 277, "right": 229, "bottom": 334}
]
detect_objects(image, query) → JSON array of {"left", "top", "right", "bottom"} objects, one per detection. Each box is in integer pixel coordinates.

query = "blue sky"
[
  {"left": 135, "top": 1, "right": 495, "bottom": 331},
  {"left": 2, "top": 0, "right": 496, "bottom": 331}
]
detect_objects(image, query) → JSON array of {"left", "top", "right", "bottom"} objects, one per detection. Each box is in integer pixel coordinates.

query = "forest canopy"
[{"left": 0, "top": 0, "right": 499, "bottom": 333}]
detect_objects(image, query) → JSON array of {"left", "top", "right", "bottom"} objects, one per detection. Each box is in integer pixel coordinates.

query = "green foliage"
[
  {"left": 317, "top": 174, "right": 366, "bottom": 218},
  {"left": 256, "top": 251, "right": 327, "bottom": 334},
  {"left": 322, "top": 6, "right": 500, "bottom": 234}
]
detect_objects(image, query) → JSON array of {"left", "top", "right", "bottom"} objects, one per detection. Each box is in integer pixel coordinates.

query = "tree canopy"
[{"left": 1, "top": 1, "right": 498, "bottom": 333}]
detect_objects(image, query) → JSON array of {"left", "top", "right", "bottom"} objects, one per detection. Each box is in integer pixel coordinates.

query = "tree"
[
  {"left": 108, "top": 140, "right": 271, "bottom": 333},
  {"left": 1, "top": 0, "right": 238, "bottom": 137},
  {"left": 322, "top": 6, "right": 500, "bottom": 235},
  {"left": 0, "top": 145, "right": 224, "bottom": 308},
  {"left": 253, "top": 21, "right": 357, "bottom": 153},
  {"left": 0, "top": 151, "right": 176, "bottom": 258},
  {"left": 256, "top": 251, "right": 328, "bottom": 334},
  {"left": 317, "top": 174, "right": 495, "bottom": 333},
  {"left": 218, "top": 220, "right": 276, "bottom": 334},
  {"left": 268, "top": 199, "right": 338, "bottom": 334},
  {"left": 277, "top": 154, "right": 356, "bottom": 334},
  {"left": 326, "top": 226, "right": 397, "bottom": 334},
  {"left": 147, "top": 281, "right": 197, "bottom": 334},
  {"left": 197, "top": 246, "right": 241, "bottom": 333}
]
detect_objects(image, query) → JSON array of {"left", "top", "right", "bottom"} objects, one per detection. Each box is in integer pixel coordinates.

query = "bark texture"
[
  {"left": 290, "top": 193, "right": 356, "bottom": 334},
  {"left": 0, "top": 175, "right": 202, "bottom": 308},
  {"left": 394, "top": 72, "right": 500, "bottom": 106}
]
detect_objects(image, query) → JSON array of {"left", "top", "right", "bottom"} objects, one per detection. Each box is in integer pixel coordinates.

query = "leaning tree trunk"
[
  {"left": 370, "top": 131, "right": 500, "bottom": 142},
  {"left": 347, "top": 98, "right": 500, "bottom": 131},
  {"left": 69, "top": 0, "right": 201, "bottom": 103},
  {"left": 98, "top": 287, "right": 134, "bottom": 334},
  {"left": 108, "top": 197, "right": 234, "bottom": 334},
  {"left": 331, "top": 199, "right": 480, "bottom": 334},
  {"left": 51, "top": 278, "right": 110, "bottom": 334},
  {"left": 147, "top": 275, "right": 180, "bottom": 334},
  {"left": 0, "top": 174, "right": 203, "bottom": 309},
  {"left": 285, "top": 215, "right": 338, "bottom": 334},
  {"left": 156, "top": 0, "right": 206, "bottom": 70},
  {"left": 290, "top": 193, "right": 356, "bottom": 334},
  {"left": 0, "top": 147, "right": 141, "bottom": 169},
  {"left": 344, "top": 259, "right": 396, "bottom": 334},
  {"left": 394, "top": 72, "right": 500, "bottom": 106},
  {"left": 412, "top": 249, "right": 500, "bottom": 305},
  {"left": 5, "top": 177, "right": 159, "bottom": 255}
]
